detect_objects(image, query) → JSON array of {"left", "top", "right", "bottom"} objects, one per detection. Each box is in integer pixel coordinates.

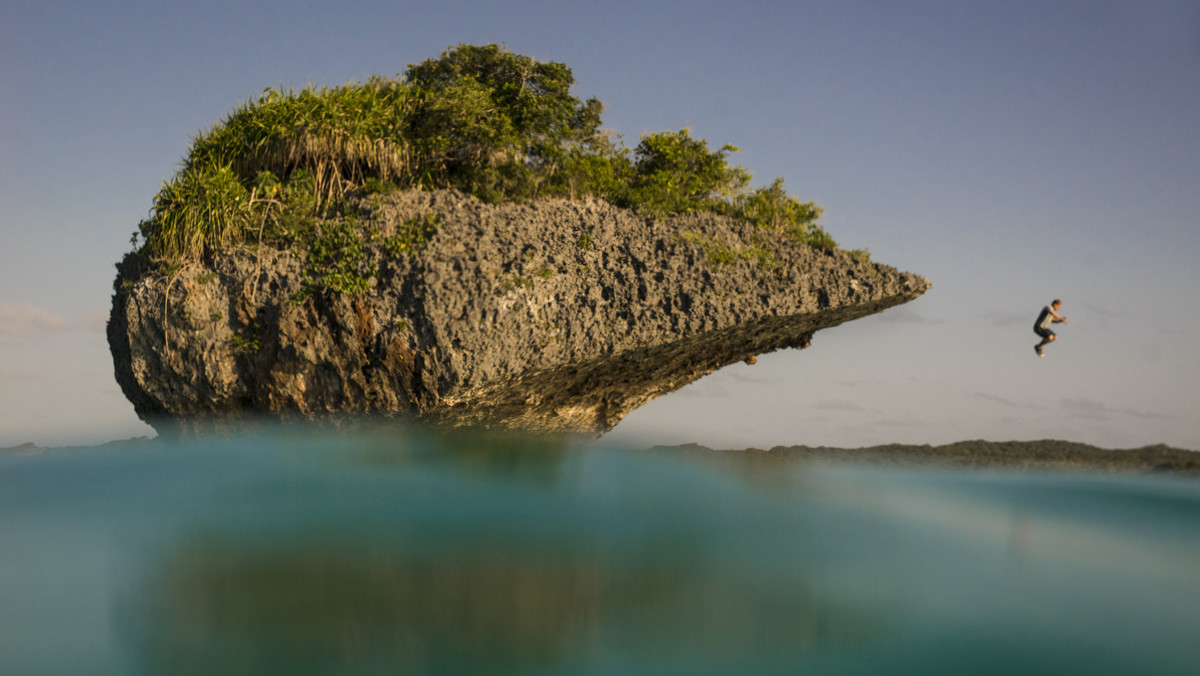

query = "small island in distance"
[{"left": 651, "top": 439, "right": 1200, "bottom": 475}]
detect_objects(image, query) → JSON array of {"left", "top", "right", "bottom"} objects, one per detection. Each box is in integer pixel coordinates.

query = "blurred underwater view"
[{"left": 2, "top": 425, "right": 1199, "bottom": 675}]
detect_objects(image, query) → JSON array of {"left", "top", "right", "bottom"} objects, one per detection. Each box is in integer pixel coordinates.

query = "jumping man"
[{"left": 1033, "top": 299, "right": 1066, "bottom": 357}]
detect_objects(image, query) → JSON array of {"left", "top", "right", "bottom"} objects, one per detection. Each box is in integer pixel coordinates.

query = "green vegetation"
[
  {"left": 732, "top": 177, "right": 834, "bottom": 250},
  {"left": 676, "top": 231, "right": 777, "bottom": 269},
  {"left": 231, "top": 321, "right": 263, "bottom": 351},
  {"left": 145, "top": 164, "right": 252, "bottom": 262},
  {"left": 846, "top": 247, "right": 872, "bottom": 264},
  {"left": 135, "top": 43, "right": 861, "bottom": 275},
  {"left": 384, "top": 214, "right": 440, "bottom": 258},
  {"left": 614, "top": 129, "right": 749, "bottom": 217},
  {"left": 296, "top": 218, "right": 378, "bottom": 300},
  {"left": 494, "top": 274, "right": 535, "bottom": 296}
]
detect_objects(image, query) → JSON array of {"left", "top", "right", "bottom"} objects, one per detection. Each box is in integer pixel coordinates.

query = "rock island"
[{"left": 107, "top": 44, "right": 929, "bottom": 436}]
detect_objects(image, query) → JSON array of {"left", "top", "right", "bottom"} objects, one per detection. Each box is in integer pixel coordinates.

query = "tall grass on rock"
[
  {"left": 142, "top": 163, "right": 253, "bottom": 261},
  {"left": 135, "top": 43, "right": 854, "bottom": 267},
  {"left": 188, "top": 80, "right": 417, "bottom": 208}
]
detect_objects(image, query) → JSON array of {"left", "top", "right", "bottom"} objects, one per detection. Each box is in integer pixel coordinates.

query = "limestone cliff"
[{"left": 108, "top": 189, "right": 929, "bottom": 436}]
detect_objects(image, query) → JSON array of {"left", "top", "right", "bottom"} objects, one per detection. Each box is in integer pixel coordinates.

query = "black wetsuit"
[{"left": 1034, "top": 305, "right": 1055, "bottom": 339}]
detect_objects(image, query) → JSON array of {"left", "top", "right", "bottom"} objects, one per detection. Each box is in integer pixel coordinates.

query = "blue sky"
[{"left": 2, "top": 0, "right": 1198, "bottom": 450}]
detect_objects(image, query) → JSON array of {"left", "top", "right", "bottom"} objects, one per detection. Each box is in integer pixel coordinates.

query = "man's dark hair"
[{"left": 1052, "top": 299, "right": 1062, "bottom": 306}]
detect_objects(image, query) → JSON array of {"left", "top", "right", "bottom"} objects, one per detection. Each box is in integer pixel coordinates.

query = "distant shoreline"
[
  {"left": 651, "top": 439, "right": 1200, "bottom": 476},
  {"left": 5, "top": 436, "right": 1199, "bottom": 476}
]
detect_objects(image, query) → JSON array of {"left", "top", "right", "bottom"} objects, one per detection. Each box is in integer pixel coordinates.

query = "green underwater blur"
[{"left": 2, "top": 425, "right": 1199, "bottom": 674}]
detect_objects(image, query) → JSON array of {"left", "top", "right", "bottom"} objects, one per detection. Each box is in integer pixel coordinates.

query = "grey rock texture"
[{"left": 109, "top": 189, "right": 930, "bottom": 436}]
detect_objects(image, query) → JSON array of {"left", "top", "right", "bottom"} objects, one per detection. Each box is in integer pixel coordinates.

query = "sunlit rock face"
[{"left": 108, "top": 189, "right": 929, "bottom": 436}]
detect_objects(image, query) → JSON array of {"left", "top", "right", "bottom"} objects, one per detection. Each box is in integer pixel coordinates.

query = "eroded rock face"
[{"left": 108, "top": 190, "right": 929, "bottom": 436}]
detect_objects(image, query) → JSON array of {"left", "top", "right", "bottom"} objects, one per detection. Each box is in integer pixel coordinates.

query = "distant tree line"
[{"left": 658, "top": 440, "right": 1200, "bottom": 475}]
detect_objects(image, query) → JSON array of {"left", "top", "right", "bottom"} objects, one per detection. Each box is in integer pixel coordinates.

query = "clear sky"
[{"left": 2, "top": 0, "right": 1198, "bottom": 450}]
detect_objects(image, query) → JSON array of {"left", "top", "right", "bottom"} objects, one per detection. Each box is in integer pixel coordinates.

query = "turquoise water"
[{"left": 2, "top": 429, "right": 1199, "bottom": 675}]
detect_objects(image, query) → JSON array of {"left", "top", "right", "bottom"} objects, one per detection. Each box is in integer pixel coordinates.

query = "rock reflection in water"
[{"left": 144, "top": 538, "right": 870, "bottom": 672}]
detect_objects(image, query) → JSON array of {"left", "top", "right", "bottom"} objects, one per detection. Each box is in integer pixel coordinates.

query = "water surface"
[{"left": 2, "top": 429, "right": 1198, "bottom": 674}]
